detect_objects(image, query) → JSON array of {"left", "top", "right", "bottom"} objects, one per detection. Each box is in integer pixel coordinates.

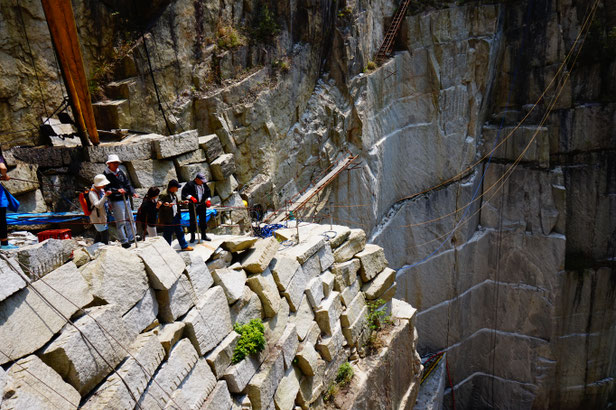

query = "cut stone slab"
[
  {"left": 269, "top": 255, "right": 300, "bottom": 291},
  {"left": 40, "top": 305, "right": 137, "bottom": 395},
  {"left": 265, "top": 298, "right": 290, "bottom": 349},
  {"left": 212, "top": 267, "right": 248, "bottom": 304},
  {"left": 205, "top": 331, "right": 240, "bottom": 378},
  {"left": 315, "top": 324, "right": 344, "bottom": 362},
  {"left": 301, "top": 253, "right": 321, "bottom": 282},
  {"left": 17, "top": 238, "right": 75, "bottom": 280},
  {"left": 86, "top": 137, "right": 157, "bottom": 162},
  {"left": 137, "top": 237, "right": 186, "bottom": 290},
  {"left": 305, "top": 276, "right": 324, "bottom": 309},
  {"left": 210, "top": 153, "right": 236, "bottom": 181},
  {"left": 173, "top": 148, "right": 207, "bottom": 167},
  {"left": 292, "top": 296, "right": 315, "bottom": 341},
  {"left": 246, "top": 351, "right": 285, "bottom": 410},
  {"left": 202, "top": 380, "right": 233, "bottom": 409},
  {"left": 331, "top": 259, "right": 360, "bottom": 291},
  {"left": 340, "top": 279, "right": 361, "bottom": 307},
  {"left": 153, "top": 129, "right": 199, "bottom": 159},
  {"left": 123, "top": 288, "right": 159, "bottom": 334},
  {"left": 137, "top": 338, "right": 199, "bottom": 408},
  {"left": 126, "top": 159, "right": 177, "bottom": 188},
  {"left": 242, "top": 237, "right": 280, "bottom": 274},
  {"left": 216, "top": 175, "right": 239, "bottom": 201},
  {"left": 156, "top": 274, "right": 197, "bottom": 323},
  {"left": 362, "top": 267, "right": 396, "bottom": 300},
  {"left": 317, "top": 243, "right": 335, "bottom": 272},
  {"left": 333, "top": 229, "right": 366, "bottom": 263},
  {"left": 280, "top": 236, "right": 325, "bottom": 264},
  {"left": 199, "top": 134, "right": 225, "bottom": 162},
  {"left": 178, "top": 162, "right": 211, "bottom": 182},
  {"left": 342, "top": 306, "right": 367, "bottom": 347},
  {"left": 392, "top": 298, "right": 418, "bottom": 321},
  {"left": 184, "top": 253, "right": 214, "bottom": 298},
  {"left": 2, "top": 355, "right": 81, "bottom": 409},
  {"left": 82, "top": 331, "right": 165, "bottom": 410},
  {"left": 230, "top": 286, "right": 263, "bottom": 324},
  {"left": 0, "top": 256, "right": 26, "bottom": 302},
  {"left": 314, "top": 291, "right": 343, "bottom": 336},
  {"left": 0, "top": 262, "right": 93, "bottom": 366},
  {"left": 340, "top": 292, "right": 367, "bottom": 328},
  {"left": 184, "top": 286, "right": 233, "bottom": 355},
  {"left": 246, "top": 268, "right": 282, "bottom": 318},
  {"left": 282, "top": 264, "right": 308, "bottom": 312},
  {"left": 72, "top": 247, "right": 91, "bottom": 268},
  {"left": 4, "top": 162, "right": 38, "bottom": 195},
  {"left": 222, "top": 236, "right": 258, "bottom": 253},
  {"left": 277, "top": 324, "right": 299, "bottom": 370},
  {"left": 321, "top": 271, "right": 335, "bottom": 298},
  {"left": 296, "top": 342, "right": 321, "bottom": 377},
  {"left": 274, "top": 367, "right": 301, "bottom": 410},
  {"left": 355, "top": 244, "right": 388, "bottom": 282},
  {"left": 222, "top": 352, "right": 265, "bottom": 393},
  {"left": 157, "top": 322, "right": 186, "bottom": 357},
  {"left": 166, "top": 357, "right": 217, "bottom": 409},
  {"left": 80, "top": 246, "right": 148, "bottom": 313}
]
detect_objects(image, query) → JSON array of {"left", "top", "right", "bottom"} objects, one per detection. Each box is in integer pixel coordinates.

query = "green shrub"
[
  {"left": 254, "top": 4, "right": 280, "bottom": 42},
  {"left": 232, "top": 319, "right": 266, "bottom": 364},
  {"left": 365, "top": 299, "right": 389, "bottom": 332},
  {"left": 217, "top": 24, "right": 245, "bottom": 49},
  {"left": 365, "top": 60, "right": 377, "bottom": 72},
  {"left": 336, "top": 362, "right": 354, "bottom": 386}
]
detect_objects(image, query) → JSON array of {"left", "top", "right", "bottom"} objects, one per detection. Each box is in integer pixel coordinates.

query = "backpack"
[{"left": 79, "top": 189, "right": 94, "bottom": 216}]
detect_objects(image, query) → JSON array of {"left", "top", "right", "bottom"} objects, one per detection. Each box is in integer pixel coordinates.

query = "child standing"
[{"left": 137, "top": 187, "right": 161, "bottom": 239}]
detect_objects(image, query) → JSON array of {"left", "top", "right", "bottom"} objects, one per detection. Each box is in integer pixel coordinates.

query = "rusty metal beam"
[{"left": 41, "top": 0, "right": 99, "bottom": 145}]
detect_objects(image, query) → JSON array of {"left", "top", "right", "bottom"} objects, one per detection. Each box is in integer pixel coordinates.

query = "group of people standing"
[{"left": 89, "top": 154, "right": 212, "bottom": 251}]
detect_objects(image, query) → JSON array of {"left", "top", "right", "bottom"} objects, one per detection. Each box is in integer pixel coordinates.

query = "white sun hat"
[
  {"left": 105, "top": 154, "right": 122, "bottom": 164},
  {"left": 93, "top": 174, "right": 111, "bottom": 187}
]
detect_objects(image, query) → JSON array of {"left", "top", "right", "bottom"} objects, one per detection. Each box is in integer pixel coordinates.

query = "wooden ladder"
[{"left": 375, "top": 0, "right": 412, "bottom": 64}]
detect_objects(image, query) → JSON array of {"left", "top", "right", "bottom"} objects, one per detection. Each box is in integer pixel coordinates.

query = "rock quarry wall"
[{"left": 0, "top": 223, "right": 421, "bottom": 409}]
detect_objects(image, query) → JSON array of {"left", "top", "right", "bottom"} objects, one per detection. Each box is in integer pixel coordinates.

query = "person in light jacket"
[{"left": 89, "top": 174, "right": 111, "bottom": 244}]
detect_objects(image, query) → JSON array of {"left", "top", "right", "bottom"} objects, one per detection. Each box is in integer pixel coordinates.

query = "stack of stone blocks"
[{"left": 0, "top": 223, "right": 417, "bottom": 409}]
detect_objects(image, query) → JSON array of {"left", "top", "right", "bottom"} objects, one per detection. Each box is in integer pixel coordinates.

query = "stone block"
[
  {"left": 184, "top": 253, "right": 214, "bottom": 299},
  {"left": 315, "top": 324, "right": 344, "bottom": 362},
  {"left": 173, "top": 148, "right": 207, "bottom": 167},
  {"left": 126, "top": 159, "right": 178, "bottom": 188},
  {"left": 305, "top": 276, "right": 324, "bottom": 308},
  {"left": 242, "top": 237, "right": 280, "bottom": 274},
  {"left": 222, "top": 236, "right": 258, "bottom": 253},
  {"left": 292, "top": 296, "right": 315, "bottom": 341},
  {"left": 2, "top": 355, "right": 81, "bottom": 409},
  {"left": 0, "top": 262, "right": 93, "bottom": 366},
  {"left": 333, "top": 229, "right": 366, "bottom": 263},
  {"left": 265, "top": 298, "right": 290, "bottom": 349},
  {"left": 157, "top": 322, "right": 186, "bottom": 357},
  {"left": 137, "top": 237, "right": 186, "bottom": 290},
  {"left": 246, "top": 268, "right": 282, "bottom": 318},
  {"left": 216, "top": 175, "right": 239, "bottom": 200},
  {"left": 269, "top": 255, "right": 300, "bottom": 291},
  {"left": 153, "top": 129, "right": 199, "bottom": 159},
  {"left": 86, "top": 137, "right": 157, "bottom": 162},
  {"left": 13, "top": 188, "right": 47, "bottom": 213},
  {"left": 282, "top": 265, "right": 308, "bottom": 312},
  {"left": 82, "top": 331, "right": 165, "bottom": 410},
  {"left": 232, "top": 394, "right": 252, "bottom": 409},
  {"left": 296, "top": 343, "right": 320, "bottom": 377},
  {"left": 223, "top": 354, "right": 263, "bottom": 393},
  {"left": 202, "top": 381, "right": 234, "bottom": 410},
  {"left": 277, "top": 324, "right": 299, "bottom": 370},
  {"left": 41, "top": 305, "right": 137, "bottom": 395},
  {"left": 167, "top": 357, "right": 217, "bottom": 409},
  {"left": 199, "top": 134, "right": 225, "bottom": 162},
  {"left": 301, "top": 253, "right": 321, "bottom": 281},
  {"left": 391, "top": 298, "right": 417, "bottom": 321},
  {"left": 247, "top": 351, "right": 285, "bottom": 410},
  {"left": 17, "top": 238, "right": 75, "bottom": 280},
  {"left": 178, "top": 162, "right": 212, "bottom": 182},
  {"left": 72, "top": 247, "right": 91, "bottom": 268},
  {"left": 274, "top": 367, "right": 301, "bottom": 410},
  {"left": 137, "top": 338, "right": 199, "bottom": 408},
  {"left": 341, "top": 306, "right": 367, "bottom": 347},
  {"left": 362, "top": 268, "right": 396, "bottom": 300},
  {"left": 4, "top": 161, "right": 38, "bottom": 195},
  {"left": 317, "top": 243, "right": 335, "bottom": 272},
  {"left": 213, "top": 267, "right": 248, "bottom": 303},
  {"left": 314, "top": 291, "right": 343, "bottom": 336},
  {"left": 81, "top": 246, "right": 149, "bottom": 313},
  {"left": 0, "top": 256, "right": 26, "bottom": 302},
  {"left": 321, "top": 271, "right": 335, "bottom": 297},
  {"left": 280, "top": 236, "right": 325, "bottom": 264},
  {"left": 184, "top": 286, "right": 233, "bottom": 355},
  {"left": 79, "top": 162, "right": 129, "bottom": 183},
  {"left": 231, "top": 286, "right": 263, "bottom": 324},
  {"left": 210, "top": 153, "right": 236, "bottom": 181},
  {"left": 331, "top": 259, "right": 360, "bottom": 291},
  {"left": 340, "top": 292, "right": 367, "bottom": 328},
  {"left": 305, "top": 321, "right": 321, "bottom": 347},
  {"left": 157, "top": 274, "right": 197, "bottom": 323},
  {"left": 123, "top": 288, "right": 159, "bottom": 334},
  {"left": 14, "top": 145, "right": 80, "bottom": 167},
  {"left": 206, "top": 331, "right": 240, "bottom": 378},
  {"left": 340, "top": 279, "right": 360, "bottom": 307},
  {"left": 355, "top": 244, "right": 388, "bottom": 282}
]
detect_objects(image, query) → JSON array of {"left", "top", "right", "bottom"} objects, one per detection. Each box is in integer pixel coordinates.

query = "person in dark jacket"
[
  {"left": 158, "top": 180, "right": 193, "bottom": 251},
  {"left": 136, "top": 187, "right": 161, "bottom": 239},
  {"left": 181, "top": 172, "right": 212, "bottom": 242},
  {"left": 0, "top": 148, "right": 16, "bottom": 249},
  {"left": 103, "top": 154, "right": 138, "bottom": 248}
]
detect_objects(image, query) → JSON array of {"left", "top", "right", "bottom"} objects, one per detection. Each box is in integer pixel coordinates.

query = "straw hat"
[{"left": 93, "top": 174, "right": 111, "bottom": 187}]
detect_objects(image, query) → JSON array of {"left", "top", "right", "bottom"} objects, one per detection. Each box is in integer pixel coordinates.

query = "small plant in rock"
[
  {"left": 363, "top": 299, "right": 392, "bottom": 354},
  {"left": 335, "top": 362, "right": 354, "bottom": 386},
  {"left": 254, "top": 4, "right": 280, "bottom": 42},
  {"left": 217, "top": 24, "right": 245, "bottom": 50},
  {"left": 323, "top": 383, "right": 339, "bottom": 403},
  {"left": 232, "top": 319, "right": 265, "bottom": 364},
  {"left": 364, "top": 60, "right": 377, "bottom": 72}
]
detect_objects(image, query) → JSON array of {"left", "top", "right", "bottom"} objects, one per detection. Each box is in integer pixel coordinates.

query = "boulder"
[
  {"left": 331, "top": 259, "right": 360, "bottom": 291},
  {"left": 72, "top": 247, "right": 91, "bottom": 268},
  {"left": 2, "top": 355, "right": 81, "bottom": 409},
  {"left": 216, "top": 175, "right": 239, "bottom": 200},
  {"left": 314, "top": 292, "right": 343, "bottom": 336},
  {"left": 183, "top": 253, "right": 214, "bottom": 298},
  {"left": 156, "top": 321, "right": 186, "bottom": 358},
  {"left": 315, "top": 323, "right": 345, "bottom": 362},
  {"left": 166, "top": 358, "right": 217, "bottom": 409},
  {"left": 292, "top": 296, "right": 315, "bottom": 341},
  {"left": 246, "top": 268, "right": 282, "bottom": 318},
  {"left": 362, "top": 268, "right": 396, "bottom": 300},
  {"left": 40, "top": 304, "right": 137, "bottom": 395},
  {"left": 274, "top": 367, "right": 302, "bottom": 410},
  {"left": 0, "top": 262, "right": 93, "bottom": 366},
  {"left": 177, "top": 162, "right": 212, "bottom": 182},
  {"left": 80, "top": 246, "right": 149, "bottom": 313},
  {"left": 156, "top": 274, "right": 197, "bottom": 323},
  {"left": 123, "top": 288, "right": 159, "bottom": 334},
  {"left": 4, "top": 161, "right": 38, "bottom": 195},
  {"left": 317, "top": 243, "right": 335, "bottom": 272},
  {"left": 137, "top": 237, "right": 186, "bottom": 290},
  {"left": 230, "top": 286, "right": 263, "bottom": 324},
  {"left": 82, "top": 331, "right": 165, "bottom": 410},
  {"left": 212, "top": 267, "right": 247, "bottom": 304},
  {"left": 199, "top": 134, "right": 225, "bottom": 162},
  {"left": 173, "top": 148, "right": 207, "bottom": 167},
  {"left": 153, "top": 130, "right": 199, "bottom": 159},
  {"left": 246, "top": 351, "right": 285, "bottom": 410},
  {"left": 222, "top": 236, "right": 258, "bottom": 253},
  {"left": 183, "top": 286, "right": 233, "bottom": 355},
  {"left": 210, "top": 153, "right": 236, "bottom": 181},
  {"left": 202, "top": 381, "right": 233, "bottom": 410},
  {"left": 355, "top": 244, "right": 388, "bottom": 282},
  {"left": 305, "top": 276, "right": 324, "bottom": 308},
  {"left": 205, "top": 331, "right": 240, "bottom": 378},
  {"left": 242, "top": 237, "right": 280, "bottom": 274},
  {"left": 126, "top": 159, "right": 178, "bottom": 188},
  {"left": 269, "top": 254, "right": 300, "bottom": 291},
  {"left": 0, "top": 256, "right": 26, "bottom": 302},
  {"left": 333, "top": 229, "right": 366, "bottom": 263},
  {"left": 17, "top": 238, "right": 75, "bottom": 280},
  {"left": 321, "top": 271, "right": 335, "bottom": 297}
]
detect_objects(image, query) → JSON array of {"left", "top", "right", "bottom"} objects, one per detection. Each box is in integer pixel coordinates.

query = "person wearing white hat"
[
  {"left": 89, "top": 174, "right": 112, "bottom": 244},
  {"left": 103, "top": 154, "right": 138, "bottom": 248}
]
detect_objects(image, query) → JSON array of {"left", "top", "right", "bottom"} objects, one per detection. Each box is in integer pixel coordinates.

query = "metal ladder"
[{"left": 375, "top": 0, "right": 412, "bottom": 64}]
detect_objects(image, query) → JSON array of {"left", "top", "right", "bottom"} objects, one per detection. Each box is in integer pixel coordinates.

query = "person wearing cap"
[
  {"left": 158, "top": 179, "right": 193, "bottom": 251},
  {"left": 181, "top": 172, "right": 212, "bottom": 242},
  {"left": 89, "top": 174, "right": 112, "bottom": 244},
  {"left": 103, "top": 154, "right": 138, "bottom": 248}
]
